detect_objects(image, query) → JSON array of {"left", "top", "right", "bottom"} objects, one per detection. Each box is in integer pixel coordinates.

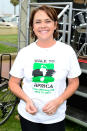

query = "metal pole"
[
  {"left": 62, "top": 14, "right": 67, "bottom": 43},
  {"left": 58, "top": 5, "right": 69, "bottom": 19},
  {"left": 68, "top": 2, "right": 73, "bottom": 45},
  {"left": 18, "top": 0, "right": 21, "bottom": 51}
]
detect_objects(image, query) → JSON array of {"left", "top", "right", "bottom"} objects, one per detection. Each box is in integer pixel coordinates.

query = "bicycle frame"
[{"left": 0, "top": 54, "right": 17, "bottom": 125}]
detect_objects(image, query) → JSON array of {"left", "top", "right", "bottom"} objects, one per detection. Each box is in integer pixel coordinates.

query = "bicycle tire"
[{"left": 0, "top": 83, "right": 17, "bottom": 125}]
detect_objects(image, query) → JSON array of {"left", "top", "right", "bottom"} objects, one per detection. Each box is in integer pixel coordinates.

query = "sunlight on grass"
[
  {"left": 0, "top": 27, "right": 18, "bottom": 53},
  {"left": 0, "top": 43, "right": 17, "bottom": 53},
  {"left": 0, "top": 34, "right": 18, "bottom": 44}
]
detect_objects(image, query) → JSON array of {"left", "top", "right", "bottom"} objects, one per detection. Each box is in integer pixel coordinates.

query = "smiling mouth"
[{"left": 39, "top": 30, "right": 49, "bottom": 34}]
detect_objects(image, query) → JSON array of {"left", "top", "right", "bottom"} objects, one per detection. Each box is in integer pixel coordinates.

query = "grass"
[
  {"left": 0, "top": 43, "right": 17, "bottom": 53},
  {"left": 0, "top": 107, "right": 21, "bottom": 131},
  {"left": 0, "top": 34, "right": 18, "bottom": 45},
  {"left": 0, "top": 27, "right": 18, "bottom": 53}
]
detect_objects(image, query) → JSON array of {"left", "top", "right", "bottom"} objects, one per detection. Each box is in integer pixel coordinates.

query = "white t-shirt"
[{"left": 10, "top": 41, "right": 81, "bottom": 124}]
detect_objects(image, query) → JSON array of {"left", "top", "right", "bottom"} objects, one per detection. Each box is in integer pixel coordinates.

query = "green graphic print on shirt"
[{"left": 32, "top": 61, "right": 55, "bottom": 94}]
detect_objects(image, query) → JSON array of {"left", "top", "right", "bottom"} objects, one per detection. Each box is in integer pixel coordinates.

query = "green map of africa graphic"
[{"left": 32, "top": 63, "right": 55, "bottom": 83}]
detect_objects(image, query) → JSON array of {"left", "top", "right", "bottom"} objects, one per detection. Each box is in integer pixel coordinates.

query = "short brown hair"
[{"left": 29, "top": 5, "right": 59, "bottom": 40}]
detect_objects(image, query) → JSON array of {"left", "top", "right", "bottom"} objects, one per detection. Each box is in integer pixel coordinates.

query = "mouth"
[{"left": 39, "top": 30, "right": 49, "bottom": 34}]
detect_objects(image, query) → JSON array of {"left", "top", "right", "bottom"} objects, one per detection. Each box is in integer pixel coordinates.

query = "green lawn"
[
  {"left": 0, "top": 107, "right": 21, "bottom": 131},
  {"left": 0, "top": 34, "right": 18, "bottom": 53},
  {"left": 0, "top": 43, "right": 17, "bottom": 53},
  {"left": 0, "top": 34, "right": 18, "bottom": 45},
  {"left": 0, "top": 27, "right": 18, "bottom": 53}
]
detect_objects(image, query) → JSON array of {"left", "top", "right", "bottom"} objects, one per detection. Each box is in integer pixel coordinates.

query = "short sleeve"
[
  {"left": 67, "top": 47, "right": 81, "bottom": 78},
  {"left": 9, "top": 50, "right": 24, "bottom": 78}
]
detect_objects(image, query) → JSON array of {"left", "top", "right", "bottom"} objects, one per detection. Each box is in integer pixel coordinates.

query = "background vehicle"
[{"left": 0, "top": 15, "right": 19, "bottom": 27}]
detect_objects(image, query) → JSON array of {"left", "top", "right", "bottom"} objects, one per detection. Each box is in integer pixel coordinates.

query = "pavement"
[{"left": 0, "top": 41, "right": 18, "bottom": 48}]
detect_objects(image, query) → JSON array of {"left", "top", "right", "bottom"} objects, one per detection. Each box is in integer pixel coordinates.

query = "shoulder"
[
  {"left": 56, "top": 41, "right": 75, "bottom": 53},
  {"left": 18, "top": 41, "right": 36, "bottom": 55}
]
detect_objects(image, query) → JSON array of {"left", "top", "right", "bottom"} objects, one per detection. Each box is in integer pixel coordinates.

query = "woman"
[{"left": 9, "top": 5, "right": 81, "bottom": 131}]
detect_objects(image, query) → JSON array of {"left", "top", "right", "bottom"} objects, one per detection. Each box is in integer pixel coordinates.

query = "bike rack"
[
  {"left": 0, "top": 54, "right": 18, "bottom": 125},
  {"left": 0, "top": 54, "right": 11, "bottom": 85}
]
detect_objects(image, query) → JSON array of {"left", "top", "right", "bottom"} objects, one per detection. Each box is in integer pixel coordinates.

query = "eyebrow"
[{"left": 34, "top": 18, "right": 52, "bottom": 21}]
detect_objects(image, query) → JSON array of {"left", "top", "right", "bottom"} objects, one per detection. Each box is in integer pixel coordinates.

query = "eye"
[
  {"left": 34, "top": 21, "right": 41, "bottom": 24},
  {"left": 45, "top": 20, "right": 51, "bottom": 23}
]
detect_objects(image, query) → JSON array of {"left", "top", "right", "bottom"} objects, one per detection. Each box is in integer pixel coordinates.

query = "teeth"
[{"left": 40, "top": 30, "right": 48, "bottom": 33}]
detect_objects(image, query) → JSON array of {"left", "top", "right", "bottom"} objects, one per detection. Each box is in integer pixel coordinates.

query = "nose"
[{"left": 40, "top": 21, "right": 46, "bottom": 28}]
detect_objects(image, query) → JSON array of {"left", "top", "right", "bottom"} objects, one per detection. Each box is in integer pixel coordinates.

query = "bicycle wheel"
[{"left": 0, "top": 83, "right": 17, "bottom": 125}]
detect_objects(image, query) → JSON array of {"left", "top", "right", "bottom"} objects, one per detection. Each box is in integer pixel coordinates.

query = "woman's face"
[{"left": 33, "top": 10, "right": 57, "bottom": 41}]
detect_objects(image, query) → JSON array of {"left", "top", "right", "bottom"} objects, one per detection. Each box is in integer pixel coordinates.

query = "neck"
[{"left": 37, "top": 39, "right": 56, "bottom": 48}]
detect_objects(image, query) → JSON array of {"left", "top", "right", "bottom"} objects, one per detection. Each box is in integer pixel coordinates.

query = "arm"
[
  {"left": 43, "top": 77, "right": 79, "bottom": 115},
  {"left": 58, "top": 77, "right": 79, "bottom": 104},
  {"left": 9, "top": 76, "right": 37, "bottom": 114}
]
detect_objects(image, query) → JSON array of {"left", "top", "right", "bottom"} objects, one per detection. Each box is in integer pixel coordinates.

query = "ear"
[{"left": 54, "top": 21, "right": 58, "bottom": 30}]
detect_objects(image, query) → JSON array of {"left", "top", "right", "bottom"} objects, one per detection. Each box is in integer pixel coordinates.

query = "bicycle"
[{"left": 0, "top": 54, "right": 17, "bottom": 125}]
